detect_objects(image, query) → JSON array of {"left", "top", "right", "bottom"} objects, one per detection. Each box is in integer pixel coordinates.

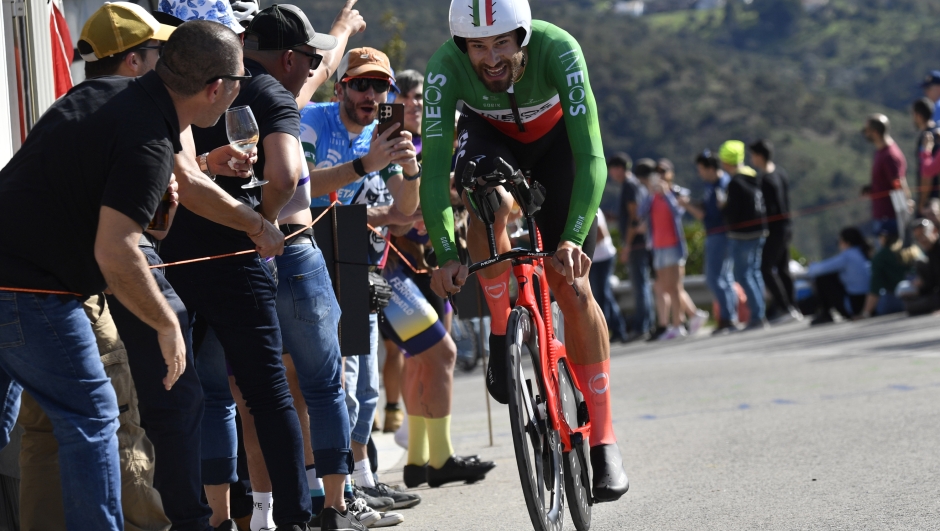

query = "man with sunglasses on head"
[{"left": 158, "top": 5, "right": 338, "bottom": 531}]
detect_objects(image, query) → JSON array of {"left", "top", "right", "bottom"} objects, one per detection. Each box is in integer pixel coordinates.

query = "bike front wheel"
[{"left": 506, "top": 307, "right": 565, "bottom": 531}]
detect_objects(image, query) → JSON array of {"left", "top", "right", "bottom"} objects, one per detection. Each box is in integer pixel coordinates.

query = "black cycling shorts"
[{"left": 453, "top": 109, "right": 598, "bottom": 258}]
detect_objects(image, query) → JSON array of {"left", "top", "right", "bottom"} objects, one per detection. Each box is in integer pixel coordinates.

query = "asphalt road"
[{"left": 378, "top": 314, "right": 940, "bottom": 530}]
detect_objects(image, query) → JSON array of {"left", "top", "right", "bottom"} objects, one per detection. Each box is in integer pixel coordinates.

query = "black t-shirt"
[
  {"left": 160, "top": 59, "right": 300, "bottom": 260},
  {"left": 760, "top": 166, "right": 791, "bottom": 231},
  {"left": 724, "top": 171, "right": 767, "bottom": 239},
  {"left": 619, "top": 175, "right": 648, "bottom": 247},
  {"left": 0, "top": 72, "right": 179, "bottom": 295}
]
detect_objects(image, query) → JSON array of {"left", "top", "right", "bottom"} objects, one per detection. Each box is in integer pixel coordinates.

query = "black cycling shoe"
[
  {"left": 590, "top": 443, "right": 629, "bottom": 503},
  {"left": 427, "top": 455, "right": 496, "bottom": 487},
  {"left": 403, "top": 463, "right": 428, "bottom": 488},
  {"left": 487, "top": 334, "right": 509, "bottom": 404}
]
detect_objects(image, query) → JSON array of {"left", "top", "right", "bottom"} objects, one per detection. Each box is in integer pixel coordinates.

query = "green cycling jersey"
[{"left": 420, "top": 20, "right": 607, "bottom": 265}]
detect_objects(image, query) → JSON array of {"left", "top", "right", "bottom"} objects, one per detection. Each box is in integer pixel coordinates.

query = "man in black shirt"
[
  {"left": 0, "top": 20, "right": 243, "bottom": 531},
  {"left": 719, "top": 140, "right": 769, "bottom": 330},
  {"left": 750, "top": 139, "right": 801, "bottom": 323},
  {"left": 159, "top": 5, "right": 334, "bottom": 529},
  {"left": 618, "top": 157, "right": 654, "bottom": 339}
]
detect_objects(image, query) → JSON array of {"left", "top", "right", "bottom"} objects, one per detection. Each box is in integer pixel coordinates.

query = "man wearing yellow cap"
[{"left": 719, "top": 140, "right": 769, "bottom": 330}]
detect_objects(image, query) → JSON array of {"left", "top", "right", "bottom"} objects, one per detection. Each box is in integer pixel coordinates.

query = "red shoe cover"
[
  {"left": 478, "top": 268, "right": 512, "bottom": 335},
  {"left": 571, "top": 359, "right": 617, "bottom": 446}
]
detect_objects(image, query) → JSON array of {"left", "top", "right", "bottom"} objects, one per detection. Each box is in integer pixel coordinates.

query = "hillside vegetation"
[{"left": 285, "top": 0, "right": 932, "bottom": 259}]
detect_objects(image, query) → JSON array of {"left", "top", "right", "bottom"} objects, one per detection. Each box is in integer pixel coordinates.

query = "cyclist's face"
[{"left": 466, "top": 31, "right": 524, "bottom": 93}]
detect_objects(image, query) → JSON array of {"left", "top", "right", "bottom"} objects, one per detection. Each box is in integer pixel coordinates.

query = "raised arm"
[{"left": 295, "top": 0, "right": 366, "bottom": 107}]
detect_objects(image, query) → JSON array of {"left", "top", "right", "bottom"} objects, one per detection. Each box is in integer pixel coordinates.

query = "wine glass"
[{"left": 225, "top": 105, "right": 267, "bottom": 189}]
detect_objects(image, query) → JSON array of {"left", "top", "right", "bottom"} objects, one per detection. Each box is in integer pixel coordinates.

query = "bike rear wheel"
[{"left": 506, "top": 307, "right": 565, "bottom": 531}]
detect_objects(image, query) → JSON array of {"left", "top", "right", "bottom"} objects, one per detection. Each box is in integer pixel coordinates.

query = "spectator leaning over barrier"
[
  {"left": 684, "top": 149, "right": 738, "bottom": 334},
  {"left": 0, "top": 18, "right": 246, "bottom": 531},
  {"left": 860, "top": 224, "right": 919, "bottom": 319},
  {"left": 14, "top": 6, "right": 176, "bottom": 530},
  {"left": 911, "top": 98, "right": 940, "bottom": 222},
  {"left": 909, "top": 218, "right": 940, "bottom": 315},
  {"left": 618, "top": 155, "right": 655, "bottom": 340},
  {"left": 719, "top": 140, "right": 769, "bottom": 331},
  {"left": 806, "top": 227, "right": 872, "bottom": 325},
  {"left": 862, "top": 114, "right": 912, "bottom": 238},
  {"left": 921, "top": 70, "right": 940, "bottom": 125},
  {"left": 750, "top": 139, "right": 801, "bottom": 324}
]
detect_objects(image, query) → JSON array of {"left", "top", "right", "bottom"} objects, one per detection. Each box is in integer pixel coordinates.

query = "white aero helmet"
[{"left": 449, "top": 0, "right": 532, "bottom": 53}]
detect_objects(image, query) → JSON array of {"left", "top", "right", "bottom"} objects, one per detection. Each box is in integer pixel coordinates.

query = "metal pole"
[{"left": 476, "top": 282, "right": 494, "bottom": 447}]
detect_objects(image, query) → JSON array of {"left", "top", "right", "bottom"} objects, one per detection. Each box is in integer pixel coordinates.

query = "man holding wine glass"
[
  {"left": 0, "top": 19, "right": 246, "bottom": 531},
  {"left": 158, "top": 5, "right": 342, "bottom": 530}
]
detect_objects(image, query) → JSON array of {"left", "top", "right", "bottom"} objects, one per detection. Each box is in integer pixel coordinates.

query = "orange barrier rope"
[
  {"left": 1, "top": 202, "right": 342, "bottom": 297},
  {"left": 367, "top": 223, "right": 430, "bottom": 275},
  {"left": 152, "top": 201, "right": 340, "bottom": 269}
]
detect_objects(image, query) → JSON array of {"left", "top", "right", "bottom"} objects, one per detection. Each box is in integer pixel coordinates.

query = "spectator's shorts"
[
  {"left": 379, "top": 267, "right": 447, "bottom": 356},
  {"left": 653, "top": 245, "right": 687, "bottom": 270}
]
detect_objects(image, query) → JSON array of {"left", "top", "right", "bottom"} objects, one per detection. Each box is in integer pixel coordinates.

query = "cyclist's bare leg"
[
  {"left": 409, "top": 335, "right": 456, "bottom": 419},
  {"left": 545, "top": 266, "right": 629, "bottom": 501},
  {"left": 544, "top": 267, "right": 609, "bottom": 366}
]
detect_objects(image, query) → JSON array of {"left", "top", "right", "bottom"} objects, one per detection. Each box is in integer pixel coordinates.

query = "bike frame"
[{"left": 468, "top": 215, "right": 592, "bottom": 455}]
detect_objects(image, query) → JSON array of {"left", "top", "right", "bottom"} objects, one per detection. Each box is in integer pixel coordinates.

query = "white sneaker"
[
  {"left": 394, "top": 415, "right": 408, "bottom": 450},
  {"left": 687, "top": 310, "right": 709, "bottom": 336},
  {"left": 658, "top": 326, "right": 687, "bottom": 341},
  {"left": 347, "top": 497, "right": 381, "bottom": 527},
  {"left": 368, "top": 511, "right": 405, "bottom": 528}
]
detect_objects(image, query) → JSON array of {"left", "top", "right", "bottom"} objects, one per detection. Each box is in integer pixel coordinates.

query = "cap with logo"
[
  {"left": 922, "top": 70, "right": 940, "bottom": 88},
  {"left": 78, "top": 2, "right": 175, "bottom": 62},
  {"left": 157, "top": 0, "right": 243, "bottom": 34},
  {"left": 244, "top": 4, "right": 337, "bottom": 52},
  {"left": 336, "top": 47, "right": 394, "bottom": 82}
]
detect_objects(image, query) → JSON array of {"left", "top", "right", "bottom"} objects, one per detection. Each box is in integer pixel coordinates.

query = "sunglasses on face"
[
  {"left": 346, "top": 77, "right": 391, "bottom": 94},
  {"left": 137, "top": 44, "right": 164, "bottom": 56},
  {"left": 291, "top": 49, "right": 324, "bottom": 70},
  {"left": 205, "top": 70, "right": 253, "bottom": 85}
]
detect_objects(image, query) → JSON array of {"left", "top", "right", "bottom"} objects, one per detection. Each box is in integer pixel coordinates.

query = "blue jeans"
[
  {"left": 589, "top": 257, "right": 628, "bottom": 341},
  {"left": 344, "top": 314, "right": 379, "bottom": 446},
  {"left": 165, "top": 254, "right": 311, "bottom": 525},
  {"left": 0, "top": 292, "right": 122, "bottom": 530},
  {"left": 628, "top": 248, "right": 654, "bottom": 335},
  {"left": 705, "top": 233, "right": 738, "bottom": 323},
  {"left": 276, "top": 242, "right": 353, "bottom": 476},
  {"left": 730, "top": 237, "right": 766, "bottom": 324},
  {"left": 107, "top": 246, "right": 210, "bottom": 530},
  {"left": 193, "top": 326, "right": 238, "bottom": 485}
]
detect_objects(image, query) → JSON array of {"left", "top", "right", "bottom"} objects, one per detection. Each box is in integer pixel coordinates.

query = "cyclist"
[{"left": 419, "top": 0, "right": 629, "bottom": 502}]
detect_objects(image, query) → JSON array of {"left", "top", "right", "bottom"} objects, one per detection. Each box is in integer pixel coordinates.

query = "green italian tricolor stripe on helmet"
[
  {"left": 471, "top": 0, "right": 496, "bottom": 27},
  {"left": 450, "top": 0, "right": 532, "bottom": 47}
]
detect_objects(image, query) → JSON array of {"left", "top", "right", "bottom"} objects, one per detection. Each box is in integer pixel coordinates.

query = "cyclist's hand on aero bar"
[
  {"left": 551, "top": 241, "right": 592, "bottom": 285},
  {"left": 431, "top": 259, "right": 469, "bottom": 298}
]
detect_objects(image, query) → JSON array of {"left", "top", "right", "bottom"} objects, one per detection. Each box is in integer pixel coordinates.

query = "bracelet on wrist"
[
  {"left": 403, "top": 163, "right": 422, "bottom": 182},
  {"left": 247, "top": 212, "right": 265, "bottom": 238},
  {"left": 352, "top": 157, "right": 367, "bottom": 177},
  {"left": 197, "top": 152, "right": 214, "bottom": 179}
]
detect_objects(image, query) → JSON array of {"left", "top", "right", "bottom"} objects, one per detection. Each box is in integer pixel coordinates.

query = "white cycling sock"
[
  {"left": 352, "top": 457, "right": 376, "bottom": 488},
  {"left": 250, "top": 491, "right": 274, "bottom": 531}
]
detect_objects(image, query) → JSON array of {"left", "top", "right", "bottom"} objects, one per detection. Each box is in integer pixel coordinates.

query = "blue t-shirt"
[
  {"left": 933, "top": 100, "right": 940, "bottom": 125},
  {"left": 300, "top": 102, "right": 401, "bottom": 266},
  {"left": 703, "top": 171, "right": 731, "bottom": 233}
]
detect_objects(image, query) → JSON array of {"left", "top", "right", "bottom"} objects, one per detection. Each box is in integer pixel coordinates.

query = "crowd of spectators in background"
[{"left": 593, "top": 72, "right": 940, "bottom": 341}]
